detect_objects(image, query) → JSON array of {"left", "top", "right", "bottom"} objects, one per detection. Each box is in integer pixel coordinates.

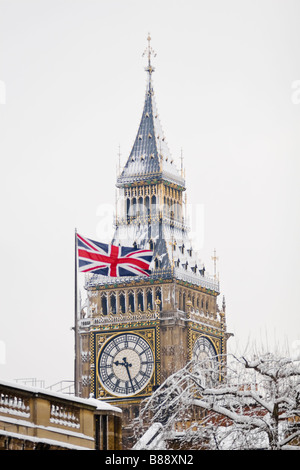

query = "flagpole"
[{"left": 74, "top": 228, "right": 79, "bottom": 396}]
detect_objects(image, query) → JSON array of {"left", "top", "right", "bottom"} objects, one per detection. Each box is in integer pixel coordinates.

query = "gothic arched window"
[
  {"left": 155, "top": 287, "right": 162, "bottom": 310},
  {"left": 151, "top": 195, "right": 156, "bottom": 214},
  {"left": 101, "top": 294, "right": 108, "bottom": 315},
  {"left": 110, "top": 293, "right": 116, "bottom": 315},
  {"left": 131, "top": 198, "right": 137, "bottom": 217},
  {"left": 128, "top": 291, "right": 135, "bottom": 312},
  {"left": 119, "top": 292, "right": 125, "bottom": 313},
  {"left": 146, "top": 289, "right": 153, "bottom": 310},
  {"left": 126, "top": 199, "right": 130, "bottom": 221},
  {"left": 137, "top": 290, "right": 144, "bottom": 311},
  {"left": 145, "top": 196, "right": 150, "bottom": 215},
  {"left": 138, "top": 197, "right": 143, "bottom": 217}
]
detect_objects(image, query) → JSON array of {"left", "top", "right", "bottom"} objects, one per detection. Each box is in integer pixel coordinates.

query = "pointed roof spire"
[{"left": 117, "top": 35, "right": 185, "bottom": 189}]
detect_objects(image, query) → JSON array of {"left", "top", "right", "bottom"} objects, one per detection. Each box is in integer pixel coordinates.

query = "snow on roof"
[
  {"left": 0, "top": 378, "right": 121, "bottom": 414},
  {"left": 118, "top": 66, "right": 184, "bottom": 188}
]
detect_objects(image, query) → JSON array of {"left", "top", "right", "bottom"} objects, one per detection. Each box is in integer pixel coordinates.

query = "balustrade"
[
  {"left": 86, "top": 266, "right": 219, "bottom": 293},
  {"left": 0, "top": 389, "right": 30, "bottom": 418},
  {"left": 50, "top": 403, "right": 80, "bottom": 428},
  {"left": 0, "top": 380, "right": 122, "bottom": 450}
]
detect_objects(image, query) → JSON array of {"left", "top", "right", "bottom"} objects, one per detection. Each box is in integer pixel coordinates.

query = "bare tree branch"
[{"left": 135, "top": 352, "right": 300, "bottom": 450}]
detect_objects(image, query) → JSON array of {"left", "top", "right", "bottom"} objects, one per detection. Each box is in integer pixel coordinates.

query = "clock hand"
[
  {"left": 122, "top": 357, "right": 135, "bottom": 392},
  {"left": 113, "top": 357, "right": 135, "bottom": 392},
  {"left": 114, "top": 358, "right": 132, "bottom": 368}
]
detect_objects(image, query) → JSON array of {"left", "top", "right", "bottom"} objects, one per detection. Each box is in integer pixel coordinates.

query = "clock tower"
[{"left": 76, "top": 36, "right": 230, "bottom": 446}]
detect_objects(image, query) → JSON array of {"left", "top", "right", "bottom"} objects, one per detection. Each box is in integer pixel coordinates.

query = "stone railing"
[
  {"left": 79, "top": 306, "right": 160, "bottom": 328},
  {"left": 0, "top": 380, "right": 122, "bottom": 450},
  {"left": 86, "top": 266, "right": 219, "bottom": 293},
  {"left": 188, "top": 308, "right": 225, "bottom": 329},
  {"left": 174, "top": 268, "right": 220, "bottom": 293},
  {"left": 157, "top": 307, "right": 225, "bottom": 329},
  {"left": 49, "top": 403, "right": 80, "bottom": 429},
  {"left": 0, "top": 390, "right": 30, "bottom": 418},
  {"left": 115, "top": 212, "right": 190, "bottom": 231},
  {"left": 86, "top": 267, "right": 174, "bottom": 288}
]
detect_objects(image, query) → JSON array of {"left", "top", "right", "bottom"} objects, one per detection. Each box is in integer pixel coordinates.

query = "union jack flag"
[{"left": 76, "top": 233, "right": 153, "bottom": 277}]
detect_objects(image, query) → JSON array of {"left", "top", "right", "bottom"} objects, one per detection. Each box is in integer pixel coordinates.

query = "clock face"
[
  {"left": 193, "top": 336, "right": 216, "bottom": 361},
  {"left": 98, "top": 333, "right": 154, "bottom": 397},
  {"left": 193, "top": 336, "right": 219, "bottom": 386}
]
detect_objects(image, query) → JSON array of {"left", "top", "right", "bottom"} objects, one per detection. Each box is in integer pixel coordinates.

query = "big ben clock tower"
[{"left": 76, "top": 36, "right": 230, "bottom": 446}]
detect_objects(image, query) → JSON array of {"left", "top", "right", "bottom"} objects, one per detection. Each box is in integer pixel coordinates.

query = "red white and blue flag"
[{"left": 76, "top": 233, "right": 153, "bottom": 277}]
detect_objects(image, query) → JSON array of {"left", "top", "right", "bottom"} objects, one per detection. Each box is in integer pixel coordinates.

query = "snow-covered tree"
[{"left": 135, "top": 353, "right": 300, "bottom": 450}]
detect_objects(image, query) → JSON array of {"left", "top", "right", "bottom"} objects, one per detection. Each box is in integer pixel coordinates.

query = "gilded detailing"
[
  {"left": 92, "top": 326, "right": 159, "bottom": 401},
  {"left": 77, "top": 38, "right": 230, "bottom": 419},
  {"left": 80, "top": 279, "right": 226, "bottom": 400}
]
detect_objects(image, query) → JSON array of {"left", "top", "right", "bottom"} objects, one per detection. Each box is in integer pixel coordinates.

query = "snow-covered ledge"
[{"left": 0, "top": 379, "right": 122, "bottom": 450}]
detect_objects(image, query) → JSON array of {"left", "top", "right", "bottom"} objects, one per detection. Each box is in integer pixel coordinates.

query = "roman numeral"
[{"left": 113, "top": 379, "right": 120, "bottom": 391}]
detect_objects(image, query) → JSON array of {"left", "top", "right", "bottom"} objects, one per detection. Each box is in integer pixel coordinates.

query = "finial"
[
  {"left": 211, "top": 248, "right": 219, "bottom": 280},
  {"left": 222, "top": 295, "right": 226, "bottom": 312},
  {"left": 180, "top": 148, "right": 184, "bottom": 176},
  {"left": 143, "top": 32, "right": 156, "bottom": 74},
  {"left": 117, "top": 144, "right": 121, "bottom": 175}
]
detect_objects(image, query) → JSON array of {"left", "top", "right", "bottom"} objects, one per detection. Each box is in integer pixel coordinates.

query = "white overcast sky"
[{"left": 0, "top": 0, "right": 299, "bottom": 386}]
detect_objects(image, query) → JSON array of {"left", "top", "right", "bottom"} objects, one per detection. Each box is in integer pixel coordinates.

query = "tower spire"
[{"left": 117, "top": 34, "right": 184, "bottom": 189}]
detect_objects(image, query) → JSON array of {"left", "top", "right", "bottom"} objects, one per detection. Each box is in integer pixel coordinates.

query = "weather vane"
[{"left": 143, "top": 33, "right": 156, "bottom": 73}]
